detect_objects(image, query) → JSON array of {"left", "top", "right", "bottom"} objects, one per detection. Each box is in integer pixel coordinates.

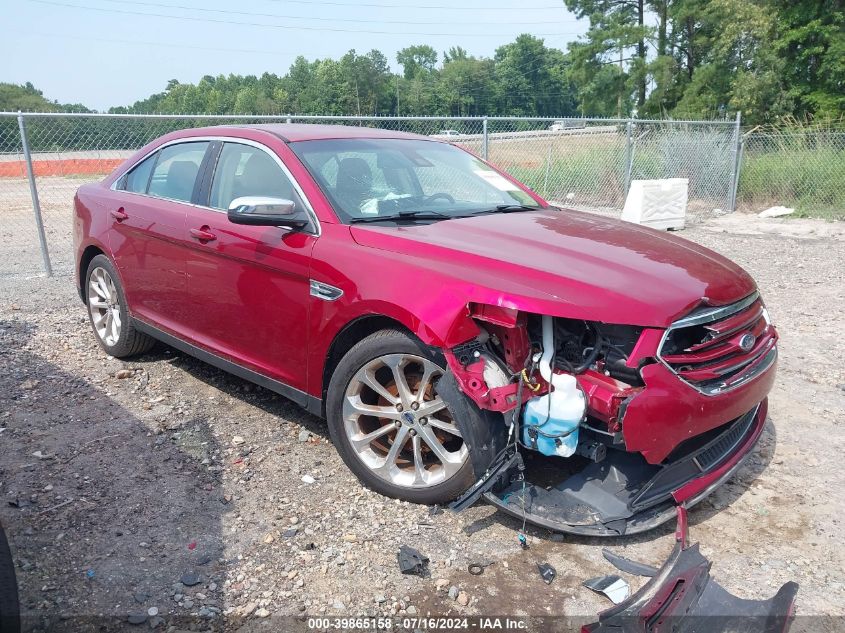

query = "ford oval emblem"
[
  {"left": 402, "top": 411, "right": 416, "bottom": 425},
  {"left": 739, "top": 333, "right": 756, "bottom": 352}
]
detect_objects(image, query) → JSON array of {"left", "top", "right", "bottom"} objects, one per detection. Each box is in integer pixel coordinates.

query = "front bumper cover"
[
  {"left": 621, "top": 348, "right": 777, "bottom": 464},
  {"left": 584, "top": 507, "right": 799, "bottom": 633},
  {"left": 479, "top": 400, "right": 768, "bottom": 536}
]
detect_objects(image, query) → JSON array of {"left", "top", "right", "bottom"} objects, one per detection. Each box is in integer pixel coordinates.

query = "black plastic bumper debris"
[
  {"left": 602, "top": 548, "right": 659, "bottom": 577},
  {"left": 397, "top": 545, "right": 429, "bottom": 576},
  {"left": 482, "top": 407, "right": 763, "bottom": 537},
  {"left": 537, "top": 563, "right": 557, "bottom": 585}
]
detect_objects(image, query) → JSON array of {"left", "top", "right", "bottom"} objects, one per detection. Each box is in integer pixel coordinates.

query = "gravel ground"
[{"left": 0, "top": 213, "right": 843, "bottom": 632}]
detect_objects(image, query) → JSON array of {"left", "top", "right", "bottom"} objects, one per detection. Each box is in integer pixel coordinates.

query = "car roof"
[{"left": 178, "top": 123, "right": 434, "bottom": 143}]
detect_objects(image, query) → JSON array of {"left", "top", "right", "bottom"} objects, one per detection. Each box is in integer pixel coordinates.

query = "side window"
[
  {"left": 209, "top": 143, "right": 305, "bottom": 211},
  {"left": 147, "top": 141, "right": 210, "bottom": 203},
  {"left": 120, "top": 153, "right": 156, "bottom": 193}
]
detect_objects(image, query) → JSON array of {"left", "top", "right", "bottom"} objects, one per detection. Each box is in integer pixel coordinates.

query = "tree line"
[
  {"left": 2, "top": 0, "right": 842, "bottom": 125},
  {"left": 103, "top": 40, "right": 579, "bottom": 121}
]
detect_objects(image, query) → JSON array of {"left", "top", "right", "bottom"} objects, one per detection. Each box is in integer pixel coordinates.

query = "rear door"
[
  {"left": 180, "top": 140, "right": 317, "bottom": 392},
  {"left": 109, "top": 140, "right": 211, "bottom": 332}
]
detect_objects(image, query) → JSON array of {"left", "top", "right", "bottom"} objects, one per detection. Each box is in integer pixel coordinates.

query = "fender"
[
  {"left": 305, "top": 294, "right": 482, "bottom": 398},
  {"left": 306, "top": 222, "right": 488, "bottom": 397}
]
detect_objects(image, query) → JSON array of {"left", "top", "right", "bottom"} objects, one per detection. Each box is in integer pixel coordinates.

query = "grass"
[
  {"left": 738, "top": 144, "right": 845, "bottom": 221},
  {"left": 506, "top": 148, "right": 626, "bottom": 205},
  {"left": 501, "top": 143, "right": 729, "bottom": 210},
  {"left": 491, "top": 129, "right": 845, "bottom": 221}
]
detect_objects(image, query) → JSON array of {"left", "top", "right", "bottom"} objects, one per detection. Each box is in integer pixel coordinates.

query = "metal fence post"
[
  {"left": 731, "top": 136, "right": 745, "bottom": 213},
  {"left": 482, "top": 116, "right": 489, "bottom": 160},
  {"left": 728, "top": 111, "right": 742, "bottom": 212},
  {"left": 623, "top": 119, "right": 634, "bottom": 198},
  {"left": 17, "top": 112, "right": 53, "bottom": 276}
]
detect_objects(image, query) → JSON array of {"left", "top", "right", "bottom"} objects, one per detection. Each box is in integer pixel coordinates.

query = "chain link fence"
[
  {"left": 738, "top": 126, "right": 845, "bottom": 219},
  {"left": 481, "top": 117, "right": 740, "bottom": 216},
  {"left": 0, "top": 116, "right": 45, "bottom": 278},
  {"left": 1, "top": 112, "right": 746, "bottom": 277}
]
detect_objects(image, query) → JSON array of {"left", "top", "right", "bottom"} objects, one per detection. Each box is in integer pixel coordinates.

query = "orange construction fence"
[{"left": 0, "top": 158, "right": 123, "bottom": 178}]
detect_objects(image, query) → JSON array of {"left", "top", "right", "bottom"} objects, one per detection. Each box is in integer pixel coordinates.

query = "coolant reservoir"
[{"left": 522, "top": 373, "right": 586, "bottom": 458}]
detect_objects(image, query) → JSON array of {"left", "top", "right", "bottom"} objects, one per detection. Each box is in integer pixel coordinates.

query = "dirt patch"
[{"left": 702, "top": 213, "right": 845, "bottom": 240}]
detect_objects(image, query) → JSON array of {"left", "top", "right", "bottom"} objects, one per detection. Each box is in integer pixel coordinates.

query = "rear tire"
[
  {"left": 85, "top": 254, "right": 155, "bottom": 358},
  {"left": 326, "top": 329, "right": 476, "bottom": 505}
]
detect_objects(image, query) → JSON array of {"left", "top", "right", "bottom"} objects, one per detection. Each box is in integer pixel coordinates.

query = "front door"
[{"left": 181, "top": 141, "right": 317, "bottom": 392}]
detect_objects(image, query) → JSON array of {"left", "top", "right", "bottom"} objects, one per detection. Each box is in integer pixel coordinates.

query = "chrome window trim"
[
  {"left": 111, "top": 138, "right": 210, "bottom": 196},
  {"left": 656, "top": 292, "right": 775, "bottom": 397},
  {"left": 110, "top": 136, "right": 321, "bottom": 236}
]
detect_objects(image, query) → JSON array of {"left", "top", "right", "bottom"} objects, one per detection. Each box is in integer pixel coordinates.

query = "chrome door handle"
[
  {"left": 110, "top": 207, "right": 129, "bottom": 222},
  {"left": 190, "top": 227, "right": 217, "bottom": 242}
]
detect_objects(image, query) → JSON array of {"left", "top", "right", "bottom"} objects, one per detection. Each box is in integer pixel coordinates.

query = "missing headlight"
[{"left": 527, "top": 316, "right": 645, "bottom": 386}]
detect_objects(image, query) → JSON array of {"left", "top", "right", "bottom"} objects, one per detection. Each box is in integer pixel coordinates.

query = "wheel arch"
[
  {"left": 78, "top": 244, "right": 107, "bottom": 303},
  {"left": 320, "top": 314, "right": 416, "bottom": 416}
]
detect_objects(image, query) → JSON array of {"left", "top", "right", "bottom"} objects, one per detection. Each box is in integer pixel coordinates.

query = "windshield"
[{"left": 289, "top": 138, "right": 541, "bottom": 223}]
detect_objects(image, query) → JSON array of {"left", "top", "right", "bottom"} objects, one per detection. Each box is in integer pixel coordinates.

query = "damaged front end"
[
  {"left": 583, "top": 506, "right": 799, "bottom": 633},
  {"left": 440, "top": 297, "right": 776, "bottom": 536},
  {"left": 483, "top": 401, "right": 767, "bottom": 536}
]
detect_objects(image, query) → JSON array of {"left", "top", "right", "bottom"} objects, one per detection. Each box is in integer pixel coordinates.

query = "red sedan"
[{"left": 73, "top": 124, "right": 777, "bottom": 535}]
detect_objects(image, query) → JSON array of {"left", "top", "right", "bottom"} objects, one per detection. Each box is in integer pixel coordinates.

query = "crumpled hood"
[{"left": 350, "top": 209, "right": 756, "bottom": 328}]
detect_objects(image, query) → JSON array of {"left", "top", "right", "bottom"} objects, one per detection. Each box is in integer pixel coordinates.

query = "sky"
[{"left": 1, "top": 0, "right": 589, "bottom": 111}]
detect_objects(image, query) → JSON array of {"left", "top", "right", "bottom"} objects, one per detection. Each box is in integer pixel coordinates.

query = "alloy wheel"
[
  {"left": 342, "top": 353, "right": 467, "bottom": 488},
  {"left": 88, "top": 267, "right": 122, "bottom": 347}
]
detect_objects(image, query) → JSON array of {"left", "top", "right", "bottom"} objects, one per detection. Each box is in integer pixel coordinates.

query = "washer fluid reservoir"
[{"left": 522, "top": 372, "right": 585, "bottom": 458}]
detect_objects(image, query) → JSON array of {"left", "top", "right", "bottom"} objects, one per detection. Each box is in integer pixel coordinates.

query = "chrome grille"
[{"left": 659, "top": 292, "right": 777, "bottom": 395}]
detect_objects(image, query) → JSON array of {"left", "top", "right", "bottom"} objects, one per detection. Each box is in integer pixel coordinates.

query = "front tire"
[
  {"left": 85, "top": 254, "right": 155, "bottom": 358},
  {"left": 326, "top": 330, "right": 475, "bottom": 505},
  {"left": 0, "top": 521, "right": 20, "bottom": 633}
]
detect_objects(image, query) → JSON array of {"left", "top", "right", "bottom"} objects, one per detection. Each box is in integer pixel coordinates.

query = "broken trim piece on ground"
[
  {"left": 583, "top": 575, "right": 631, "bottom": 605},
  {"left": 582, "top": 507, "right": 799, "bottom": 633},
  {"left": 397, "top": 545, "right": 429, "bottom": 576}
]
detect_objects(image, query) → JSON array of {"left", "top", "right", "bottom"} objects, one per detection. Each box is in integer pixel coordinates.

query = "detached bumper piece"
[
  {"left": 484, "top": 405, "right": 764, "bottom": 536},
  {"left": 583, "top": 507, "right": 799, "bottom": 633}
]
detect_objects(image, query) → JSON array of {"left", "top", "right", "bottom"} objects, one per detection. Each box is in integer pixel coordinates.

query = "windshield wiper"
[
  {"left": 349, "top": 210, "right": 453, "bottom": 224},
  {"left": 471, "top": 204, "right": 540, "bottom": 215}
]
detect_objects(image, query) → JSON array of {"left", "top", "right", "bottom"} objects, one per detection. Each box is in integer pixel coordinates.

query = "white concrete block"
[{"left": 621, "top": 178, "right": 688, "bottom": 230}]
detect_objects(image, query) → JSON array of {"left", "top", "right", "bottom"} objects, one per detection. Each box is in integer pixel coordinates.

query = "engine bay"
[{"left": 445, "top": 305, "right": 647, "bottom": 447}]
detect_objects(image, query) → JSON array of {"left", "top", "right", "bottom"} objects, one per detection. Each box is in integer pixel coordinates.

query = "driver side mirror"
[{"left": 227, "top": 196, "right": 310, "bottom": 231}]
